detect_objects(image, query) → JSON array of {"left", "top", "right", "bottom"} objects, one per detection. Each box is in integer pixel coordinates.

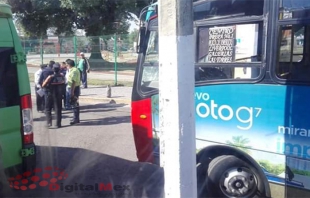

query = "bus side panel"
[
  {"left": 151, "top": 83, "right": 310, "bottom": 195},
  {"left": 0, "top": 18, "right": 13, "bottom": 47},
  {"left": 0, "top": 17, "right": 25, "bottom": 171},
  {"left": 0, "top": 107, "right": 22, "bottom": 168}
]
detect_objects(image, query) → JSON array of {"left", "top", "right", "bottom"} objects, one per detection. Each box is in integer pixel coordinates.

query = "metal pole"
[
  {"left": 40, "top": 37, "right": 43, "bottom": 64},
  {"left": 159, "top": 0, "right": 196, "bottom": 197},
  {"left": 74, "top": 36, "right": 77, "bottom": 65},
  {"left": 114, "top": 33, "right": 118, "bottom": 86}
]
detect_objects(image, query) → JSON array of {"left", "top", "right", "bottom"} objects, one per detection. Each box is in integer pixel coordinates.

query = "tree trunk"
[{"left": 89, "top": 37, "right": 103, "bottom": 60}]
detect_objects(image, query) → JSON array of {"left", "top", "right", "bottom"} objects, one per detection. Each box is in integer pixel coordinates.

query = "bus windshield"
[{"left": 141, "top": 30, "right": 159, "bottom": 90}]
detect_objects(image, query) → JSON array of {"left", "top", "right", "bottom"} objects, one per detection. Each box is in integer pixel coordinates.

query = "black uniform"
[
  {"left": 60, "top": 68, "right": 67, "bottom": 109},
  {"left": 44, "top": 66, "right": 65, "bottom": 128},
  {"left": 39, "top": 67, "right": 54, "bottom": 86}
]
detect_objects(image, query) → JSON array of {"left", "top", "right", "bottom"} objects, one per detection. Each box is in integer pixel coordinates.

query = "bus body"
[
  {"left": 0, "top": 4, "right": 36, "bottom": 176},
  {"left": 131, "top": 0, "right": 310, "bottom": 197}
]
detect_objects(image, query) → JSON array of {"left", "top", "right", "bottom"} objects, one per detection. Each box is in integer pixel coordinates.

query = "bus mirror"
[{"left": 136, "top": 27, "right": 146, "bottom": 53}]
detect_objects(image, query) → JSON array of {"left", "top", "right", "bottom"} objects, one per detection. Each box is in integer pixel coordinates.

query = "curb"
[
  {"left": 31, "top": 95, "right": 131, "bottom": 105},
  {"left": 78, "top": 96, "right": 131, "bottom": 105}
]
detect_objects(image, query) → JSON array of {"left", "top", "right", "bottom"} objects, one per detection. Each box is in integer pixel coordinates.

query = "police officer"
[{"left": 42, "top": 63, "right": 65, "bottom": 128}]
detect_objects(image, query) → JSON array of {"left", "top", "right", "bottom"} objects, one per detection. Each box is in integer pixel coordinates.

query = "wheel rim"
[{"left": 219, "top": 167, "right": 257, "bottom": 197}]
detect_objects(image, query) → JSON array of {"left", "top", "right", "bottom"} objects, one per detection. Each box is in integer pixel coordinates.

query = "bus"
[
  {"left": 0, "top": 4, "right": 36, "bottom": 177},
  {"left": 131, "top": 0, "right": 310, "bottom": 197}
]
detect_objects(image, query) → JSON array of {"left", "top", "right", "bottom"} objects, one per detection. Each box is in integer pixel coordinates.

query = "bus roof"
[{"left": 0, "top": 4, "right": 12, "bottom": 18}]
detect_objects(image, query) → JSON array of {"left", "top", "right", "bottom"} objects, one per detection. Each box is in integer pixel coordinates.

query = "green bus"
[{"left": 0, "top": 4, "right": 36, "bottom": 177}]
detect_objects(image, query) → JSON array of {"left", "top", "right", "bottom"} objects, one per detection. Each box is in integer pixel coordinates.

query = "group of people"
[{"left": 34, "top": 53, "right": 90, "bottom": 128}]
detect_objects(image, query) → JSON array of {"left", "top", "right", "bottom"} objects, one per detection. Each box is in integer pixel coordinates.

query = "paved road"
[
  {"left": 30, "top": 82, "right": 132, "bottom": 105},
  {"left": 27, "top": 66, "right": 135, "bottom": 82},
  {"left": 1, "top": 102, "right": 164, "bottom": 198}
]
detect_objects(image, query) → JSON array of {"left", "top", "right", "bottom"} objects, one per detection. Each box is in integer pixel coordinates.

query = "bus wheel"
[{"left": 206, "top": 155, "right": 264, "bottom": 198}]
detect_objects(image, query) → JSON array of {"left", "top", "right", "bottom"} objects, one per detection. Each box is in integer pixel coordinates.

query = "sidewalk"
[{"left": 30, "top": 83, "right": 132, "bottom": 105}]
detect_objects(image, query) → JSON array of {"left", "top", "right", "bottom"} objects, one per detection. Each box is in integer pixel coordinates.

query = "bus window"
[
  {"left": 141, "top": 30, "right": 159, "bottom": 90},
  {"left": 0, "top": 48, "right": 19, "bottom": 108},
  {"left": 194, "top": 0, "right": 264, "bottom": 21},
  {"left": 278, "top": 25, "right": 304, "bottom": 63},
  {"left": 279, "top": 0, "right": 310, "bottom": 19},
  {"left": 196, "top": 22, "right": 262, "bottom": 80},
  {"left": 276, "top": 24, "right": 310, "bottom": 81},
  {"left": 145, "top": 31, "right": 158, "bottom": 65}
]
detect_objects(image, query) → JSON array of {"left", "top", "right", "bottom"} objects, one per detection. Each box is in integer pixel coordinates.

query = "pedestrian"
[
  {"left": 64, "top": 59, "right": 72, "bottom": 110},
  {"left": 77, "top": 52, "right": 90, "bottom": 88},
  {"left": 41, "top": 63, "right": 65, "bottom": 128},
  {"left": 60, "top": 62, "right": 68, "bottom": 109},
  {"left": 34, "top": 64, "right": 46, "bottom": 112},
  {"left": 39, "top": 61, "right": 54, "bottom": 115},
  {"left": 66, "top": 59, "right": 81, "bottom": 125},
  {"left": 48, "top": 60, "right": 55, "bottom": 68},
  {"left": 39, "top": 61, "right": 54, "bottom": 86}
]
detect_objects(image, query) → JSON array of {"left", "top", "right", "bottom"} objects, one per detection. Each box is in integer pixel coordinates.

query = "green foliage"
[
  {"left": 7, "top": 0, "right": 150, "bottom": 38},
  {"left": 226, "top": 136, "right": 252, "bottom": 154},
  {"left": 124, "top": 29, "right": 139, "bottom": 45},
  {"left": 258, "top": 160, "right": 285, "bottom": 175},
  {"left": 291, "top": 169, "right": 310, "bottom": 176},
  {"left": 7, "top": 0, "right": 150, "bottom": 60}
]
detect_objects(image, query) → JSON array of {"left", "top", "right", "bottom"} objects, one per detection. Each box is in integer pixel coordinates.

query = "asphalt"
[{"left": 30, "top": 83, "right": 132, "bottom": 106}]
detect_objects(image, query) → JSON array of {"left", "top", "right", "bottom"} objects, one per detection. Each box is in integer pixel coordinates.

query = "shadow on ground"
[
  {"left": 1, "top": 146, "right": 164, "bottom": 198},
  {"left": 77, "top": 116, "right": 131, "bottom": 126}
]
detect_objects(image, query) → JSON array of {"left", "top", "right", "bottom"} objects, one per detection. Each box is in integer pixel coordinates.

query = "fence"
[{"left": 21, "top": 34, "right": 138, "bottom": 85}]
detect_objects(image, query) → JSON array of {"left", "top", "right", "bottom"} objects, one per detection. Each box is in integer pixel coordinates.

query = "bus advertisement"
[{"left": 131, "top": 0, "right": 310, "bottom": 197}]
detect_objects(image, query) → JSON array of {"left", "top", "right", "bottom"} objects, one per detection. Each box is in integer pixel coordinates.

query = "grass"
[
  {"left": 87, "top": 60, "right": 137, "bottom": 72},
  {"left": 28, "top": 74, "right": 133, "bottom": 87}
]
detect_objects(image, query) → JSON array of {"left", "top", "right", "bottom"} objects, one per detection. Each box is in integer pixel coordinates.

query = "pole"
[
  {"left": 114, "top": 33, "right": 118, "bottom": 86},
  {"left": 73, "top": 36, "right": 77, "bottom": 65},
  {"left": 158, "top": 0, "right": 196, "bottom": 197},
  {"left": 40, "top": 37, "right": 43, "bottom": 64}
]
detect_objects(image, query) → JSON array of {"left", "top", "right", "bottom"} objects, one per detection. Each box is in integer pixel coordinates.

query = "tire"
[
  {"left": 206, "top": 155, "right": 265, "bottom": 198},
  {"left": 197, "top": 155, "right": 227, "bottom": 198}
]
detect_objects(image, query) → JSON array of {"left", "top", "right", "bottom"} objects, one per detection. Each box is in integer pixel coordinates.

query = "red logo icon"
[{"left": 8, "top": 166, "right": 68, "bottom": 191}]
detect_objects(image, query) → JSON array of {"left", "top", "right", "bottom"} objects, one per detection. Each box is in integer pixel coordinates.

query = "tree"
[
  {"left": 7, "top": 0, "right": 151, "bottom": 60},
  {"left": 124, "top": 28, "right": 139, "bottom": 46},
  {"left": 60, "top": 0, "right": 150, "bottom": 59},
  {"left": 7, "top": 0, "right": 74, "bottom": 38},
  {"left": 226, "top": 136, "right": 252, "bottom": 154}
]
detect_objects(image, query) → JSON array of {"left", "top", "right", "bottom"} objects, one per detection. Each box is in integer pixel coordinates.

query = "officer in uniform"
[{"left": 42, "top": 63, "right": 65, "bottom": 128}]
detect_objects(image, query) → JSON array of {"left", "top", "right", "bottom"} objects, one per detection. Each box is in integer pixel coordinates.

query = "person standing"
[
  {"left": 34, "top": 64, "right": 46, "bottom": 112},
  {"left": 60, "top": 62, "right": 68, "bottom": 109},
  {"left": 77, "top": 52, "right": 90, "bottom": 88},
  {"left": 48, "top": 60, "right": 55, "bottom": 68},
  {"left": 42, "top": 63, "right": 65, "bottom": 128},
  {"left": 66, "top": 59, "right": 81, "bottom": 125},
  {"left": 39, "top": 62, "right": 54, "bottom": 116},
  {"left": 65, "top": 60, "right": 72, "bottom": 110}
]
